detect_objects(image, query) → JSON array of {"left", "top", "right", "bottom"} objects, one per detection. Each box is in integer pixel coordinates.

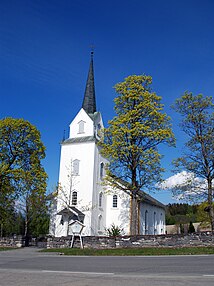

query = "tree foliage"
[
  {"left": 195, "top": 202, "right": 214, "bottom": 227},
  {"left": 0, "top": 117, "right": 48, "bottom": 237},
  {"left": 100, "top": 75, "right": 175, "bottom": 235},
  {"left": 172, "top": 92, "right": 214, "bottom": 230},
  {"left": 166, "top": 203, "right": 198, "bottom": 225}
]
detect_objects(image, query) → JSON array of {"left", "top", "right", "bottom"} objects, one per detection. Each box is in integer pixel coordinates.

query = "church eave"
[{"left": 61, "top": 136, "right": 96, "bottom": 145}]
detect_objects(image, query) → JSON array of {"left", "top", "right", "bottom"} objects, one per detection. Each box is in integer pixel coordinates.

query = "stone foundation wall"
[
  {"left": 2, "top": 233, "right": 213, "bottom": 249},
  {"left": 115, "top": 232, "right": 214, "bottom": 248},
  {"left": 0, "top": 236, "right": 25, "bottom": 248},
  {"left": 46, "top": 235, "right": 116, "bottom": 249},
  {"left": 47, "top": 232, "right": 214, "bottom": 249}
]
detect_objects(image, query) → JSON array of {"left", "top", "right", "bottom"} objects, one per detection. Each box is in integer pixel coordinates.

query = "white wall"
[
  {"left": 105, "top": 190, "right": 130, "bottom": 235},
  {"left": 139, "top": 203, "right": 165, "bottom": 235},
  {"left": 69, "top": 108, "right": 94, "bottom": 138}
]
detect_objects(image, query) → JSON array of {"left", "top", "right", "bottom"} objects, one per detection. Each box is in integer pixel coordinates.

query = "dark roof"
[
  {"left": 138, "top": 191, "right": 165, "bottom": 209},
  {"left": 111, "top": 175, "right": 165, "bottom": 209},
  {"left": 62, "top": 136, "right": 96, "bottom": 145},
  {"left": 82, "top": 51, "right": 96, "bottom": 114},
  {"left": 57, "top": 207, "right": 85, "bottom": 222}
]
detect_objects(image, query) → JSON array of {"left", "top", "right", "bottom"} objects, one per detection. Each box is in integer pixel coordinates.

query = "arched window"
[
  {"left": 73, "top": 159, "right": 80, "bottom": 175},
  {"left": 98, "top": 215, "right": 102, "bottom": 230},
  {"left": 154, "top": 212, "right": 157, "bottom": 235},
  {"left": 100, "top": 162, "right": 104, "bottom": 180},
  {"left": 78, "top": 120, "right": 85, "bottom": 133},
  {"left": 160, "top": 213, "right": 163, "bottom": 234},
  {"left": 113, "top": 195, "right": 118, "bottom": 208},
  {"left": 145, "top": 210, "right": 148, "bottom": 234},
  {"left": 72, "top": 191, "right": 77, "bottom": 205},
  {"left": 99, "top": 192, "right": 103, "bottom": 207}
]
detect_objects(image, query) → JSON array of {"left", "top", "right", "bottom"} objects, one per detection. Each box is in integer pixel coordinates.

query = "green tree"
[
  {"left": 196, "top": 202, "right": 214, "bottom": 229},
  {"left": 0, "top": 172, "right": 17, "bottom": 236},
  {"left": 165, "top": 203, "right": 198, "bottom": 226},
  {"left": 0, "top": 117, "right": 48, "bottom": 238},
  {"left": 27, "top": 193, "right": 49, "bottom": 237},
  {"left": 0, "top": 198, "right": 17, "bottom": 236},
  {"left": 188, "top": 221, "right": 195, "bottom": 233},
  {"left": 100, "top": 75, "right": 175, "bottom": 235},
  {"left": 172, "top": 93, "right": 214, "bottom": 231}
]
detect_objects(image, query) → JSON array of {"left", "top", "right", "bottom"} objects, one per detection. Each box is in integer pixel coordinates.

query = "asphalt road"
[{"left": 0, "top": 247, "right": 214, "bottom": 286}]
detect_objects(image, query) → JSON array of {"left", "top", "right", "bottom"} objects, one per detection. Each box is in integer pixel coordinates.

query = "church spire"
[{"left": 82, "top": 51, "right": 96, "bottom": 114}]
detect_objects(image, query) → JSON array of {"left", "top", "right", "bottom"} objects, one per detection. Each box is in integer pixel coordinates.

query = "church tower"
[{"left": 54, "top": 52, "right": 107, "bottom": 236}]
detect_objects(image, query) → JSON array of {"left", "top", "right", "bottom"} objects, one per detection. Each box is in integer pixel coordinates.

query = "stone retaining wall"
[
  {"left": 47, "top": 235, "right": 116, "bottom": 249},
  {"left": 0, "top": 236, "right": 25, "bottom": 248},
  {"left": 1, "top": 233, "right": 213, "bottom": 249},
  {"left": 47, "top": 232, "right": 214, "bottom": 249}
]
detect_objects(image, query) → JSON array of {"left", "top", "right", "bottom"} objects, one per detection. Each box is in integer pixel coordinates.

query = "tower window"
[
  {"left": 72, "top": 191, "right": 77, "bottom": 205},
  {"left": 112, "top": 195, "right": 118, "bottom": 208},
  {"left": 78, "top": 120, "right": 85, "bottom": 134},
  {"left": 100, "top": 162, "right": 104, "bottom": 180},
  {"left": 73, "top": 159, "right": 80, "bottom": 175},
  {"left": 98, "top": 215, "right": 102, "bottom": 231},
  {"left": 99, "top": 192, "right": 103, "bottom": 207}
]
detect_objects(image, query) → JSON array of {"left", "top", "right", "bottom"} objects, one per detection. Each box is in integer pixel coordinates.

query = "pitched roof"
[
  {"left": 57, "top": 207, "right": 85, "bottom": 223},
  {"left": 110, "top": 175, "right": 165, "bottom": 209},
  {"left": 138, "top": 191, "right": 165, "bottom": 209},
  {"left": 82, "top": 51, "right": 96, "bottom": 114},
  {"left": 62, "top": 136, "right": 96, "bottom": 145}
]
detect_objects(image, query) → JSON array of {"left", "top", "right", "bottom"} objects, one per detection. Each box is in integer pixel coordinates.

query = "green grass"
[
  {"left": 41, "top": 246, "right": 214, "bottom": 256},
  {"left": 0, "top": 247, "right": 17, "bottom": 251}
]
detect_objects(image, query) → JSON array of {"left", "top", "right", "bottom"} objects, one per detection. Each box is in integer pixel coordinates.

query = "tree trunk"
[
  {"left": 208, "top": 179, "right": 214, "bottom": 232},
  {"left": 24, "top": 198, "right": 30, "bottom": 246},
  {"left": 0, "top": 222, "right": 3, "bottom": 237},
  {"left": 130, "top": 192, "right": 139, "bottom": 235},
  {"left": 210, "top": 208, "right": 214, "bottom": 233}
]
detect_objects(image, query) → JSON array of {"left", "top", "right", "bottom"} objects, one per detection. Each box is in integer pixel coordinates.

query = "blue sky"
[{"left": 1, "top": 0, "right": 214, "bottom": 204}]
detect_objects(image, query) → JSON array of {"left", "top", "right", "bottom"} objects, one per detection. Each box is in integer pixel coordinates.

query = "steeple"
[{"left": 82, "top": 51, "right": 96, "bottom": 114}]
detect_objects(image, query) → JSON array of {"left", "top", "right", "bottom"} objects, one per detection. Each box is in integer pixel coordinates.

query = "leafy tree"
[
  {"left": 0, "top": 198, "right": 17, "bottom": 236},
  {"left": 28, "top": 195, "right": 50, "bottom": 237},
  {"left": 0, "top": 172, "right": 17, "bottom": 235},
  {"left": 196, "top": 202, "right": 214, "bottom": 228},
  {"left": 165, "top": 214, "right": 176, "bottom": 225},
  {"left": 0, "top": 117, "right": 48, "bottom": 238},
  {"left": 100, "top": 75, "right": 175, "bottom": 235},
  {"left": 13, "top": 211, "right": 25, "bottom": 235},
  {"left": 165, "top": 203, "right": 198, "bottom": 226},
  {"left": 172, "top": 93, "right": 214, "bottom": 231},
  {"left": 188, "top": 221, "right": 195, "bottom": 233}
]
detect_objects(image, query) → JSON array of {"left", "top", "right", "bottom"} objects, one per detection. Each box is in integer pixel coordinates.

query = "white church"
[{"left": 49, "top": 53, "right": 166, "bottom": 237}]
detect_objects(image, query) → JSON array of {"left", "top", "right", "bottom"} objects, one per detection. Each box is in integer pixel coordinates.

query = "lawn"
[
  {"left": 41, "top": 246, "right": 214, "bottom": 256},
  {"left": 0, "top": 247, "right": 17, "bottom": 251}
]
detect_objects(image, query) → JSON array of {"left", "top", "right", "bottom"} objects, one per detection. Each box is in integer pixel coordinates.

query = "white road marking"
[
  {"left": 203, "top": 275, "right": 214, "bottom": 277},
  {"left": 1, "top": 268, "right": 214, "bottom": 279},
  {"left": 42, "top": 270, "right": 114, "bottom": 275}
]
